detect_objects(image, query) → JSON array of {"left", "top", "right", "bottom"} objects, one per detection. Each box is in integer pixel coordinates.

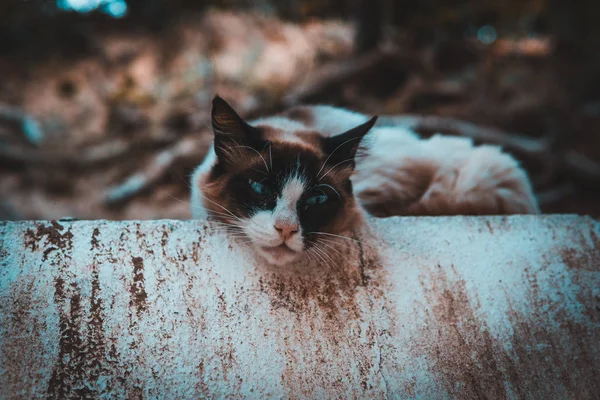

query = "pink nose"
[{"left": 274, "top": 221, "right": 299, "bottom": 240}]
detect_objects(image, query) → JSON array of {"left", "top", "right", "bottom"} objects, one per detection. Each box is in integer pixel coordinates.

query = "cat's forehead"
[
  {"left": 251, "top": 141, "right": 323, "bottom": 180},
  {"left": 257, "top": 124, "right": 324, "bottom": 155}
]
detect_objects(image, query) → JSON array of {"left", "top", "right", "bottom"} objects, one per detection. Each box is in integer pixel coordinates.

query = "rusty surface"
[{"left": 0, "top": 216, "right": 599, "bottom": 399}]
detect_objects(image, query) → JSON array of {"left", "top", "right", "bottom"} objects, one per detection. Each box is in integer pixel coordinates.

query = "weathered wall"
[{"left": 0, "top": 216, "right": 599, "bottom": 399}]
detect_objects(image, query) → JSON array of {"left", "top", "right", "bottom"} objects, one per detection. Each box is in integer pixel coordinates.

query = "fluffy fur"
[{"left": 191, "top": 97, "right": 539, "bottom": 266}]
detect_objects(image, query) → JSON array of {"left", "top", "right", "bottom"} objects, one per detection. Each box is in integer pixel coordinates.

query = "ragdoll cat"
[{"left": 191, "top": 96, "right": 539, "bottom": 266}]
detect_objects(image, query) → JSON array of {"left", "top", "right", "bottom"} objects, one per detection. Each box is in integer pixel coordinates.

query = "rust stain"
[
  {"left": 256, "top": 238, "right": 382, "bottom": 320},
  {"left": 195, "top": 361, "right": 210, "bottom": 395},
  {"left": 258, "top": 240, "right": 383, "bottom": 397},
  {"left": 85, "top": 268, "right": 109, "bottom": 394},
  {"left": 134, "top": 223, "right": 154, "bottom": 256},
  {"left": 91, "top": 227, "right": 100, "bottom": 250},
  {"left": 417, "top": 264, "right": 600, "bottom": 399},
  {"left": 485, "top": 220, "right": 494, "bottom": 234},
  {"left": 42, "top": 246, "right": 57, "bottom": 261},
  {"left": 2, "top": 278, "right": 46, "bottom": 398},
  {"left": 499, "top": 295, "right": 600, "bottom": 398},
  {"left": 129, "top": 256, "right": 148, "bottom": 317},
  {"left": 258, "top": 263, "right": 363, "bottom": 320},
  {"left": 47, "top": 279, "right": 92, "bottom": 399},
  {"left": 590, "top": 229, "right": 600, "bottom": 250},
  {"left": 73, "top": 224, "right": 113, "bottom": 395},
  {"left": 418, "top": 265, "right": 508, "bottom": 399},
  {"left": 24, "top": 220, "right": 73, "bottom": 253},
  {"left": 557, "top": 228, "right": 600, "bottom": 271}
]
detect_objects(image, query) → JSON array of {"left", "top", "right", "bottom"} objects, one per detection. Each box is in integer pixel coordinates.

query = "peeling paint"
[{"left": 0, "top": 216, "right": 599, "bottom": 399}]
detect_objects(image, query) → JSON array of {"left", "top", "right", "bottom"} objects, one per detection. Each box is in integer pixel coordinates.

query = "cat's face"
[{"left": 199, "top": 96, "right": 377, "bottom": 266}]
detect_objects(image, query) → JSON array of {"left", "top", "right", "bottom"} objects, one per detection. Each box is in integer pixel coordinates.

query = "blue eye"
[
  {"left": 306, "top": 194, "right": 328, "bottom": 205},
  {"left": 249, "top": 179, "right": 269, "bottom": 195}
]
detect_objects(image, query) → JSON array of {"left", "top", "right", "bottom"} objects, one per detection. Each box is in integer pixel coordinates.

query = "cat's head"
[{"left": 198, "top": 96, "right": 377, "bottom": 266}]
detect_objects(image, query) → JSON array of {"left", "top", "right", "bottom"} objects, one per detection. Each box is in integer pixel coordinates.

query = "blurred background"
[{"left": 0, "top": 0, "right": 599, "bottom": 220}]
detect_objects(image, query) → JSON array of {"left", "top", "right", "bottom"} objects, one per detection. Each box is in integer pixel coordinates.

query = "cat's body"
[{"left": 192, "top": 97, "right": 539, "bottom": 265}]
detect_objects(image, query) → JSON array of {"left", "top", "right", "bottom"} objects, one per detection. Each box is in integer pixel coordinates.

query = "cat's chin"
[{"left": 255, "top": 244, "right": 302, "bottom": 266}]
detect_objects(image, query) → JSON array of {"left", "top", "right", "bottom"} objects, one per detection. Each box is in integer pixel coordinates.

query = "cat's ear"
[
  {"left": 211, "top": 95, "right": 259, "bottom": 163},
  {"left": 323, "top": 116, "right": 378, "bottom": 170}
]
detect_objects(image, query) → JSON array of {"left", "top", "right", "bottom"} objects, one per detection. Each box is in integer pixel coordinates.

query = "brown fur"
[{"left": 282, "top": 107, "right": 315, "bottom": 127}]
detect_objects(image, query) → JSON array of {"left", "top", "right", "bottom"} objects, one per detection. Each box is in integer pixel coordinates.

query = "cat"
[{"left": 191, "top": 96, "right": 539, "bottom": 266}]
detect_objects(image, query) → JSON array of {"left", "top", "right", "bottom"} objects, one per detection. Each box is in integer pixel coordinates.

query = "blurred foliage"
[
  {"left": 1, "top": 0, "right": 599, "bottom": 219},
  {"left": 2, "top": 0, "right": 600, "bottom": 64}
]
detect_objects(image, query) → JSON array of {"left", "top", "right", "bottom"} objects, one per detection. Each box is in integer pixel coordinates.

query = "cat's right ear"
[{"left": 211, "top": 95, "right": 259, "bottom": 164}]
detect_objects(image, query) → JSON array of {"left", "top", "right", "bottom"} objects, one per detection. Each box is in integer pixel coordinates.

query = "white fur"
[
  {"left": 191, "top": 146, "right": 217, "bottom": 220},
  {"left": 251, "top": 116, "right": 307, "bottom": 132},
  {"left": 352, "top": 130, "right": 539, "bottom": 215}
]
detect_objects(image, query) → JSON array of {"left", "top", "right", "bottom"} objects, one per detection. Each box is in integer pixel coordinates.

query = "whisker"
[
  {"left": 161, "top": 190, "right": 196, "bottom": 208},
  {"left": 165, "top": 168, "right": 243, "bottom": 222},
  {"left": 316, "top": 136, "right": 363, "bottom": 178},
  {"left": 268, "top": 141, "right": 273, "bottom": 170},
  {"left": 313, "top": 236, "right": 346, "bottom": 245},
  {"left": 315, "top": 243, "right": 338, "bottom": 267},
  {"left": 317, "top": 242, "right": 350, "bottom": 275},
  {"left": 308, "top": 247, "right": 327, "bottom": 267},
  {"left": 250, "top": 168, "right": 268, "bottom": 176},
  {"left": 210, "top": 225, "right": 245, "bottom": 232},
  {"left": 305, "top": 251, "right": 315, "bottom": 266},
  {"left": 210, "top": 226, "right": 246, "bottom": 235},
  {"left": 319, "top": 158, "right": 356, "bottom": 181},
  {"left": 195, "top": 193, "right": 242, "bottom": 222},
  {"left": 308, "top": 232, "right": 375, "bottom": 248},
  {"left": 312, "top": 247, "right": 331, "bottom": 269},
  {"left": 316, "top": 237, "right": 353, "bottom": 252},
  {"left": 209, "top": 220, "right": 243, "bottom": 227},
  {"left": 317, "top": 240, "right": 347, "bottom": 260},
  {"left": 209, "top": 225, "right": 245, "bottom": 232},
  {"left": 232, "top": 145, "right": 269, "bottom": 172},
  {"left": 162, "top": 173, "right": 229, "bottom": 217},
  {"left": 310, "top": 245, "right": 332, "bottom": 268},
  {"left": 210, "top": 228, "right": 246, "bottom": 235},
  {"left": 208, "top": 215, "right": 241, "bottom": 223},
  {"left": 314, "top": 184, "right": 341, "bottom": 201},
  {"left": 164, "top": 190, "right": 232, "bottom": 218}
]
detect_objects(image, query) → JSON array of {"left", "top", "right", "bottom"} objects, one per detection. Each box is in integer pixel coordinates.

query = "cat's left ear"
[
  {"left": 323, "top": 116, "right": 378, "bottom": 169},
  {"left": 211, "top": 95, "right": 260, "bottom": 164}
]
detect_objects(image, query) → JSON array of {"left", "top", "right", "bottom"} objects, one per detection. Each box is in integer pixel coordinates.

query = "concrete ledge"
[{"left": 1, "top": 216, "right": 599, "bottom": 399}]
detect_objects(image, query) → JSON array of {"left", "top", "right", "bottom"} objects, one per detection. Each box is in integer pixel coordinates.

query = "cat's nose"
[{"left": 274, "top": 221, "right": 299, "bottom": 240}]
